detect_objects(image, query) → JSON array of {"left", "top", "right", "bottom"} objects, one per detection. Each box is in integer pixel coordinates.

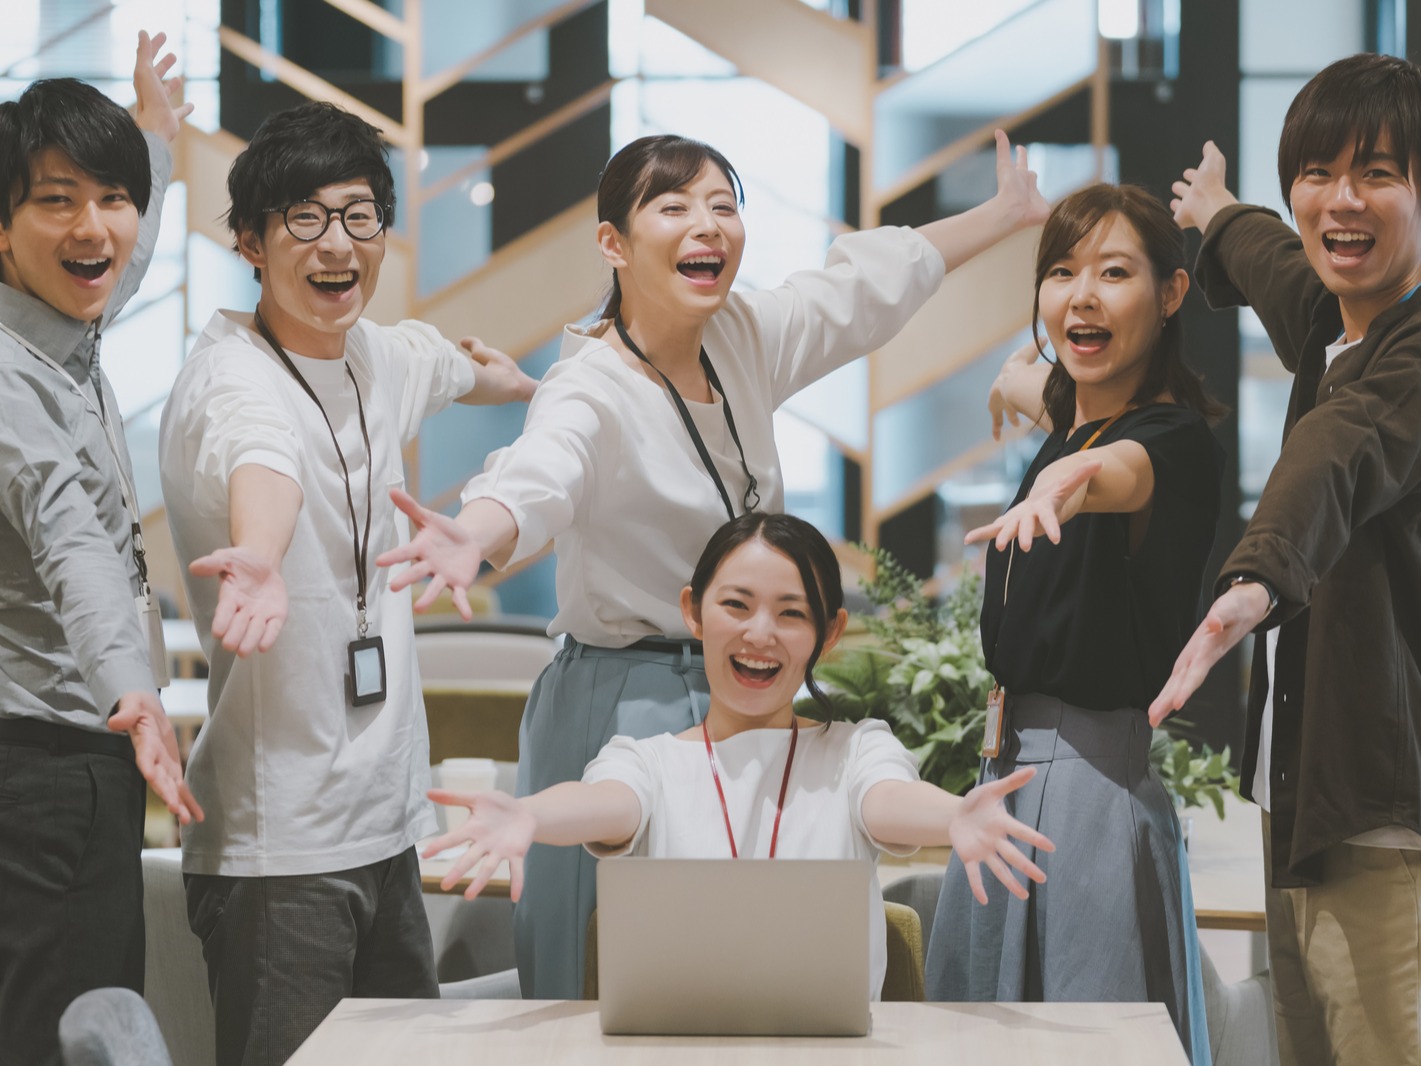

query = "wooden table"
[{"left": 288, "top": 999, "right": 1188, "bottom": 1064}]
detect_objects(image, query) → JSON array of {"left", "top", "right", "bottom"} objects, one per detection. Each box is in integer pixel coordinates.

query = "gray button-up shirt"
[{"left": 0, "top": 132, "right": 171, "bottom": 731}]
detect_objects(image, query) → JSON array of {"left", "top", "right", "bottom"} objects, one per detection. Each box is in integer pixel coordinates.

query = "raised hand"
[
  {"left": 460, "top": 337, "right": 538, "bottom": 405},
  {"left": 1171, "top": 141, "right": 1236, "bottom": 233},
  {"left": 1149, "top": 580, "right": 1273, "bottom": 726},
  {"left": 966, "top": 459, "right": 1101, "bottom": 552},
  {"left": 949, "top": 767, "right": 1054, "bottom": 904},
  {"left": 188, "top": 546, "right": 288, "bottom": 657},
  {"left": 988, "top": 339, "right": 1049, "bottom": 441},
  {"left": 424, "top": 788, "right": 536, "bottom": 900},
  {"left": 994, "top": 128, "right": 1051, "bottom": 230},
  {"left": 377, "top": 488, "right": 485, "bottom": 619},
  {"left": 133, "top": 30, "right": 192, "bottom": 143},
  {"left": 110, "top": 690, "right": 203, "bottom": 824}
]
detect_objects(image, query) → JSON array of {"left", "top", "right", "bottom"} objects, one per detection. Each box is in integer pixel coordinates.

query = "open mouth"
[
  {"left": 677, "top": 255, "right": 725, "bottom": 283},
  {"left": 1066, "top": 326, "right": 1112, "bottom": 352},
  {"left": 730, "top": 654, "right": 782, "bottom": 685},
  {"left": 308, "top": 270, "right": 358, "bottom": 294},
  {"left": 62, "top": 257, "right": 111, "bottom": 281},
  {"left": 1323, "top": 231, "right": 1375, "bottom": 259}
]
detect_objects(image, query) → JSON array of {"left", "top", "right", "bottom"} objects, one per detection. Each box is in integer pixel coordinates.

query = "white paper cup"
[{"left": 435, "top": 758, "right": 498, "bottom": 832}]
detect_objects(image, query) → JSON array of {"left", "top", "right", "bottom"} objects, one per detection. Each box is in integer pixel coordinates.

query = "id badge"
[
  {"left": 981, "top": 685, "right": 1005, "bottom": 758},
  {"left": 348, "top": 635, "right": 387, "bottom": 707},
  {"left": 137, "top": 590, "right": 170, "bottom": 689}
]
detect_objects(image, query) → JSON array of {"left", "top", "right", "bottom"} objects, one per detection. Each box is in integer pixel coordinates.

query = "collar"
[{"left": 0, "top": 280, "right": 96, "bottom": 378}]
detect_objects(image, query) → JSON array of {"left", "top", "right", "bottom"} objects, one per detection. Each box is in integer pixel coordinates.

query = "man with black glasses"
[{"left": 159, "top": 101, "right": 535, "bottom": 1065}]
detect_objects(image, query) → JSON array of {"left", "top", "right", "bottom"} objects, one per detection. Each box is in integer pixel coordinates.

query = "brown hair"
[
  {"left": 1278, "top": 53, "right": 1421, "bottom": 210},
  {"left": 1032, "top": 183, "right": 1225, "bottom": 430},
  {"left": 595, "top": 135, "right": 743, "bottom": 320}
]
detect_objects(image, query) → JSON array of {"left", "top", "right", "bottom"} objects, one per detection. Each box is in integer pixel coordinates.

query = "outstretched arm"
[
  {"left": 188, "top": 465, "right": 301, "bottom": 656},
  {"left": 453, "top": 337, "right": 538, "bottom": 406},
  {"left": 915, "top": 129, "right": 1050, "bottom": 274},
  {"left": 425, "top": 781, "right": 642, "bottom": 900},
  {"left": 376, "top": 490, "right": 518, "bottom": 619},
  {"left": 1149, "top": 580, "right": 1273, "bottom": 726},
  {"left": 860, "top": 767, "right": 1053, "bottom": 904}
]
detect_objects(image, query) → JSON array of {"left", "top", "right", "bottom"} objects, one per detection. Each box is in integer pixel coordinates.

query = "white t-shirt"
[
  {"left": 1252, "top": 335, "right": 1421, "bottom": 849},
  {"left": 462, "top": 226, "right": 945, "bottom": 645},
  {"left": 580, "top": 718, "right": 921, "bottom": 998},
  {"left": 161, "top": 310, "right": 475, "bottom": 876}
]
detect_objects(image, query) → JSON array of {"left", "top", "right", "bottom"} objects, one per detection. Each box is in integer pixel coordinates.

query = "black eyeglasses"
[{"left": 264, "top": 199, "right": 389, "bottom": 242}]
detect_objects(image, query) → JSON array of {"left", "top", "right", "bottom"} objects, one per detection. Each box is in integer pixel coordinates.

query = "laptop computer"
[{"left": 595, "top": 858, "right": 872, "bottom": 1037}]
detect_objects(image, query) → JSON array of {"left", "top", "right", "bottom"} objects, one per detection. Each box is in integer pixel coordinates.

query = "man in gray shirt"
[{"left": 0, "top": 32, "right": 202, "bottom": 1065}]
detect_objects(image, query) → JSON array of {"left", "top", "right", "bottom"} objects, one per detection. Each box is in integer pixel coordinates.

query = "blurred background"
[{"left": 4, "top": 0, "right": 1408, "bottom": 755}]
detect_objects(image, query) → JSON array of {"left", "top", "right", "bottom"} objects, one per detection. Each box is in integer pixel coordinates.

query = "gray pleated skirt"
[
  {"left": 512, "top": 636, "right": 708, "bottom": 999},
  {"left": 925, "top": 692, "right": 1211, "bottom": 1066}
]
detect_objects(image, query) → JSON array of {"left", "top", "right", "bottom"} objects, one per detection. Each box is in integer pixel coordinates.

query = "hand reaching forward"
[
  {"left": 377, "top": 488, "right": 486, "bottom": 619},
  {"left": 188, "top": 546, "right": 288, "bottom": 656},
  {"left": 1149, "top": 580, "right": 1273, "bottom": 726},
  {"left": 460, "top": 337, "right": 538, "bottom": 405},
  {"left": 949, "top": 767, "right": 1054, "bottom": 904},
  {"left": 965, "top": 459, "right": 1101, "bottom": 552},
  {"left": 110, "top": 691, "right": 203, "bottom": 824},
  {"left": 424, "top": 788, "right": 536, "bottom": 900},
  {"left": 1171, "top": 141, "right": 1237, "bottom": 233},
  {"left": 994, "top": 128, "right": 1051, "bottom": 230},
  {"left": 133, "top": 30, "right": 193, "bottom": 143}
]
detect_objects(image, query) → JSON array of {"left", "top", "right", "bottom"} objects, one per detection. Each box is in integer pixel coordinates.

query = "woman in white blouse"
[
  {"left": 378, "top": 130, "right": 1049, "bottom": 997},
  {"left": 425, "top": 512, "right": 1052, "bottom": 999}
]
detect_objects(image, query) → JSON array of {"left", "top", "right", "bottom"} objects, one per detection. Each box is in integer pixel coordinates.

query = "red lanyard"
[{"left": 701, "top": 717, "right": 799, "bottom": 859}]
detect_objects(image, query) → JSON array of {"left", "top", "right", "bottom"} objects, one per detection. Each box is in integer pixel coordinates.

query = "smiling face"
[
  {"left": 0, "top": 147, "right": 141, "bottom": 323},
  {"left": 1037, "top": 211, "right": 1187, "bottom": 406},
  {"left": 1289, "top": 134, "right": 1421, "bottom": 336},
  {"left": 238, "top": 180, "right": 384, "bottom": 359},
  {"left": 681, "top": 537, "right": 845, "bottom": 735},
  {"left": 598, "top": 161, "right": 746, "bottom": 326}
]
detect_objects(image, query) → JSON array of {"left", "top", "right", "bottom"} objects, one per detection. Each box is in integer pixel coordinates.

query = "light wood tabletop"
[{"left": 288, "top": 999, "right": 1189, "bottom": 1064}]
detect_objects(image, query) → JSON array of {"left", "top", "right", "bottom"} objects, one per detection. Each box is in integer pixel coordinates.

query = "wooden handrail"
[{"left": 320, "top": 0, "right": 409, "bottom": 44}]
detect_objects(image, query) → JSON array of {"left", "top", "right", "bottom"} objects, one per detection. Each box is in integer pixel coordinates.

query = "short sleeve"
[
  {"left": 580, "top": 735, "right": 656, "bottom": 857},
  {"left": 1121, "top": 407, "right": 1223, "bottom": 518},
  {"left": 363, "top": 320, "right": 476, "bottom": 443},
  {"left": 178, "top": 355, "right": 304, "bottom": 517},
  {"left": 844, "top": 719, "right": 920, "bottom": 857}
]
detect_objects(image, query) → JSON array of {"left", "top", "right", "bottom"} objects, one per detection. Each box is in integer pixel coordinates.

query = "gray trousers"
[
  {"left": 514, "top": 638, "right": 708, "bottom": 999},
  {"left": 185, "top": 846, "right": 437, "bottom": 1066}
]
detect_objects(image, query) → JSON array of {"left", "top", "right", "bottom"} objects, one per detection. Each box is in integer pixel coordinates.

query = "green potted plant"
[{"left": 801, "top": 547, "right": 1240, "bottom": 817}]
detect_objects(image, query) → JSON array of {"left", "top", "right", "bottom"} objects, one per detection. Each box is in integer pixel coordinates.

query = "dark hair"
[
  {"left": 1032, "top": 183, "right": 1225, "bottom": 430},
  {"left": 0, "top": 79, "right": 151, "bottom": 227},
  {"left": 1278, "top": 53, "right": 1421, "bottom": 210},
  {"left": 595, "top": 134, "right": 744, "bottom": 319},
  {"left": 226, "top": 101, "right": 395, "bottom": 276},
  {"left": 688, "top": 512, "right": 843, "bottom": 719}
]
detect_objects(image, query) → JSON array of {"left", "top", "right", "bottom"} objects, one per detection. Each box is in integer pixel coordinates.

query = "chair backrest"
[
  {"left": 414, "top": 629, "right": 558, "bottom": 686},
  {"left": 140, "top": 849, "right": 217, "bottom": 1066},
  {"left": 59, "top": 988, "right": 174, "bottom": 1066},
  {"left": 582, "top": 901, "right": 925, "bottom": 1003}
]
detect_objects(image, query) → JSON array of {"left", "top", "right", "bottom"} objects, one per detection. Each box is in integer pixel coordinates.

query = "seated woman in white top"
[
  {"left": 425, "top": 512, "right": 1054, "bottom": 998},
  {"left": 379, "top": 129, "right": 1050, "bottom": 999}
]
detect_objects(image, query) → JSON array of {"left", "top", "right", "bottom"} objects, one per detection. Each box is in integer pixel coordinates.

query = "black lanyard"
[
  {"left": 253, "top": 309, "right": 375, "bottom": 635},
  {"left": 614, "top": 316, "right": 759, "bottom": 522}
]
